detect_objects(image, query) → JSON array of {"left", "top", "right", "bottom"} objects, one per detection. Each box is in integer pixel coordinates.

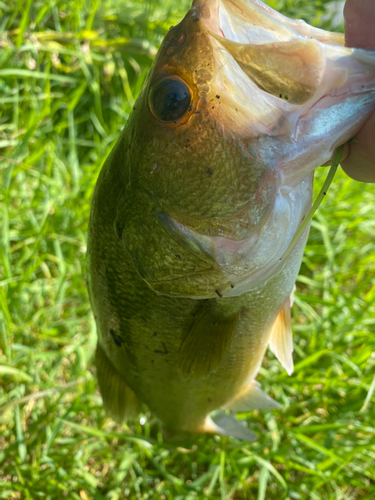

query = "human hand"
[{"left": 341, "top": 0, "right": 375, "bottom": 182}]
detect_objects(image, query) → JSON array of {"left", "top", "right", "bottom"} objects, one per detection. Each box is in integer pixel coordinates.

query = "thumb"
[{"left": 344, "top": 0, "right": 375, "bottom": 50}]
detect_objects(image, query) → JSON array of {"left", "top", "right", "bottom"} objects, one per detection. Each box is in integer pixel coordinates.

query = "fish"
[{"left": 87, "top": 0, "right": 375, "bottom": 440}]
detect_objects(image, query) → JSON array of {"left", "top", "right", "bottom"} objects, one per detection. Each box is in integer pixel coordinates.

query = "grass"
[{"left": 1, "top": 0, "right": 375, "bottom": 498}]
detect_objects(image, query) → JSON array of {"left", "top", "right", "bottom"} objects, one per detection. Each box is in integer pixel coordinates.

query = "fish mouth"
[{"left": 192, "top": 0, "right": 375, "bottom": 185}]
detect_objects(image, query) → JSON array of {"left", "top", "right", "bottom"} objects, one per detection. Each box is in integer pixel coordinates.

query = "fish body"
[{"left": 88, "top": 0, "right": 375, "bottom": 438}]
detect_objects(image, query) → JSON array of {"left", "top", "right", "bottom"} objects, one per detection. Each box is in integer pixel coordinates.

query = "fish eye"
[{"left": 150, "top": 78, "right": 191, "bottom": 122}]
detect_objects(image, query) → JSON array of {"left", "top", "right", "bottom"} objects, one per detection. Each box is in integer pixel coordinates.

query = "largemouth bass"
[{"left": 88, "top": 0, "right": 375, "bottom": 439}]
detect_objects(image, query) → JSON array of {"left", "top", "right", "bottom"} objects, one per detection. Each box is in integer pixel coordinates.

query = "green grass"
[{"left": 1, "top": 0, "right": 375, "bottom": 498}]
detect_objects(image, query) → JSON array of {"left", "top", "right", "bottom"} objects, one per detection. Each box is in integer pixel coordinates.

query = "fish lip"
[
  {"left": 195, "top": 0, "right": 294, "bottom": 43},
  {"left": 196, "top": 0, "right": 344, "bottom": 45}
]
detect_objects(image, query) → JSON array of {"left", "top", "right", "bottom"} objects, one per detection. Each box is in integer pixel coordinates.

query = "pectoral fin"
[
  {"left": 211, "top": 36, "right": 324, "bottom": 104},
  {"left": 269, "top": 297, "right": 294, "bottom": 375},
  {"left": 95, "top": 343, "right": 141, "bottom": 423},
  {"left": 177, "top": 301, "right": 240, "bottom": 378},
  {"left": 224, "top": 380, "right": 281, "bottom": 412}
]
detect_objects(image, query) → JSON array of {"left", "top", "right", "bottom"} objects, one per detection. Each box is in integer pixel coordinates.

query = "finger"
[
  {"left": 344, "top": 0, "right": 375, "bottom": 50},
  {"left": 341, "top": 111, "right": 375, "bottom": 183},
  {"left": 321, "top": 143, "right": 349, "bottom": 167},
  {"left": 342, "top": 0, "right": 375, "bottom": 182}
]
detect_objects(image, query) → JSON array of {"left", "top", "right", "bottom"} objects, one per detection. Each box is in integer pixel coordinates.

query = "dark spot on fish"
[
  {"left": 110, "top": 328, "right": 122, "bottom": 348},
  {"left": 212, "top": 106, "right": 214, "bottom": 109},
  {"left": 206, "top": 168, "right": 213, "bottom": 176},
  {"left": 154, "top": 342, "right": 168, "bottom": 355},
  {"left": 235, "top": 108, "right": 238, "bottom": 112},
  {"left": 133, "top": 106, "right": 136, "bottom": 110},
  {"left": 216, "top": 95, "right": 220, "bottom": 99},
  {"left": 230, "top": 284, "right": 235, "bottom": 289},
  {"left": 207, "top": 397, "right": 212, "bottom": 403},
  {"left": 215, "top": 289, "right": 223, "bottom": 298},
  {"left": 153, "top": 332, "right": 158, "bottom": 337},
  {"left": 323, "top": 192, "right": 326, "bottom": 195},
  {"left": 284, "top": 95, "right": 289, "bottom": 101},
  {"left": 175, "top": 254, "right": 181, "bottom": 259},
  {"left": 114, "top": 221, "right": 124, "bottom": 240},
  {"left": 279, "top": 94, "right": 282, "bottom": 98}
]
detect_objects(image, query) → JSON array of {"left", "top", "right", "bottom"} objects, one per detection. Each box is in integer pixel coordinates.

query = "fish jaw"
[{"left": 195, "top": 0, "right": 375, "bottom": 183}]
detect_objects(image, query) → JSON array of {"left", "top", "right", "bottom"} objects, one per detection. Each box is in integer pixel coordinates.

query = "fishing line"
[{"left": 279, "top": 143, "right": 345, "bottom": 263}]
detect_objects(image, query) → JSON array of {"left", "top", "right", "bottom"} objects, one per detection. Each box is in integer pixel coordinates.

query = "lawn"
[{"left": 1, "top": 0, "right": 375, "bottom": 499}]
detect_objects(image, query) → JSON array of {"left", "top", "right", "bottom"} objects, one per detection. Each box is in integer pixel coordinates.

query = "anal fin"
[
  {"left": 95, "top": 343, "right": 141, "bottom": 423},
  {"left": 208, "top": 413, "right": 257, "bottom": 441},
  {"left": 224, "top": 380, "right": 281, "bottom": 412},
  {"left": 269, "top": 296, "right": 294, "bottom": 375},
  {"left": 177, "top": 301, "right": 239, "bottom": 378}
]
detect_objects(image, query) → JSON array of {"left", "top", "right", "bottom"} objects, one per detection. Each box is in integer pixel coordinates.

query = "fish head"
[
  {"left": 116, "top": 0, "right": 375, "bottom": 298},
  {"left": 127, "top": 1, "right": 269, "bottom": 222}
]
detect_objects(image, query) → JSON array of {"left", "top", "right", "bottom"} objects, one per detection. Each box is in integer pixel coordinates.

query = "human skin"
[{"left": 341, "top": 0, "right": 375, "bottom": 182}]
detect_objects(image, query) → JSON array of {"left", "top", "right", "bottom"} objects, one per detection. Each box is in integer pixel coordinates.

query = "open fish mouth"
[
  {"left": 151, "top": 0, "right": 375, "bottom": 298},
  {"left": 196, "top": 0, "right": 375, "bottom": 143}
]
